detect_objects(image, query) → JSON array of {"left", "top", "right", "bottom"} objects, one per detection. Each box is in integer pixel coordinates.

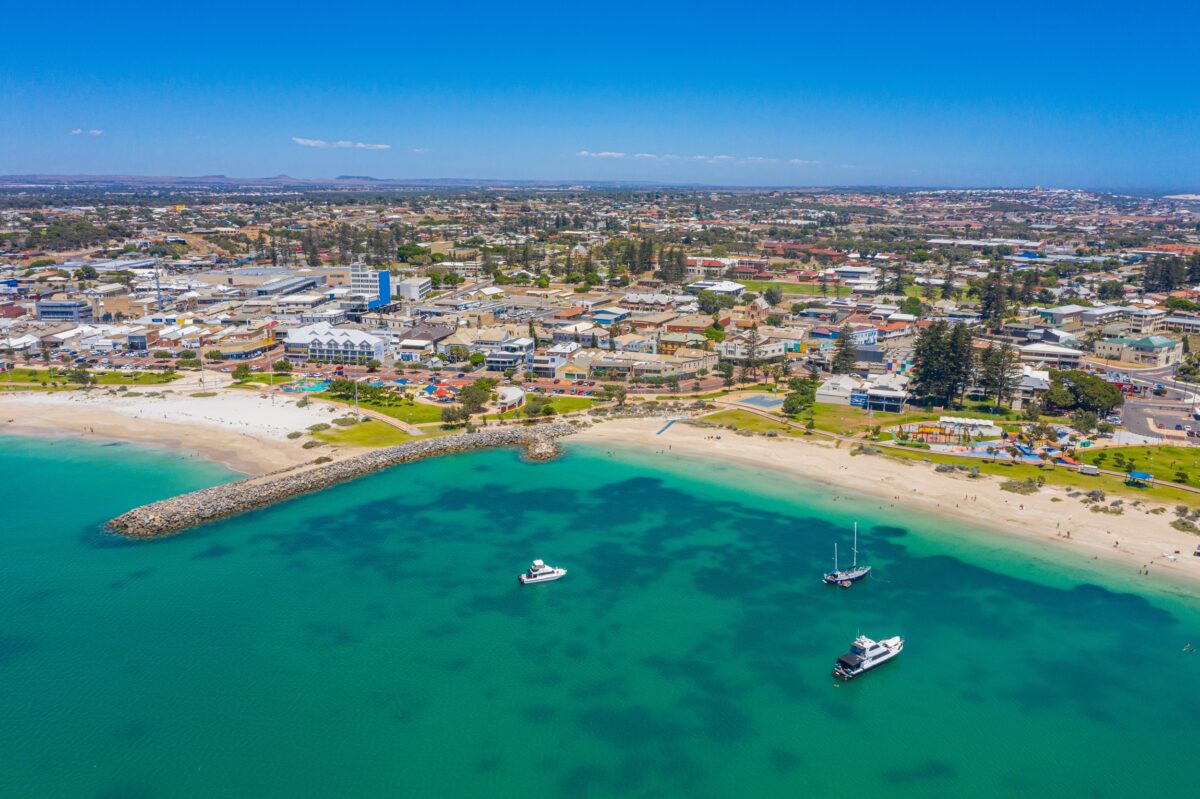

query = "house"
[
  {"left": 484, "top": 337, "right": 535, "bottom": 372},
  {"left": 659, "top": 331, "right": 709, "bottom": 354},
  {"left": 532, "top": 342, "right": 580, "bottom": 378},
  {"left": 612, "top": 333, "right": 656, "bottom": 354},
  {"left": 1094, "top": 336, "right": 1183, "bottom": 367},
  {"left": 716, "top": 333, "right": 787, "bottom": 363}
]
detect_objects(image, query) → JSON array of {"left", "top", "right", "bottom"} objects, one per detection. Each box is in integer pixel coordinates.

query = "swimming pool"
[{"left": 282, "top": 379, "right": 330, "bottom": 393}]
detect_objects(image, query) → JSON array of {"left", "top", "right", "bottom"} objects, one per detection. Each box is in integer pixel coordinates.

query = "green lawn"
[
  {"left": 701, "top": 409, "right": 808, "bottom": 436},
  {"left": 879, "top": 446, "right": 1200, "bottom": 505},
  {"left": 1080, "top": 445, "right": 1200, "bottom": 484},
  {"left": 93, "top": 370, "right": 179, "bottom": 385},
  {"left": 736, "top": 280, "right": 850, "bottom": 297},
  {"left": 314, "top": 392, "right": 446, "bottom": 424},
  {"left": 0, "top": 367, "right": 178, "bottom": 386},
  {"left": 312, "top": 419, "right": 415, "bottom": 447},
  {"left": 497, "top": 396, "right": 596, "bottom": 420},
  {"left": 705, "top": 408, "right": 1200, "bottom": 505}
]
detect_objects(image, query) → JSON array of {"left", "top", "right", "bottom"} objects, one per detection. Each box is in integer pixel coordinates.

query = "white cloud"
[
  {"left": 69, "top": 128, "right": 83, "bottom": 136},
  {"left": 580, "top": 149, "right": 782, "bottom": 166},
  {"left": 69, "top": 128, "right": 103, "bottom": 136},
  {"left": 788, "top": 158, "right": 819, "bottom": 166},
  {"left": 292, "top": 136, "right": 390, "bottom": 150},
  {"left": 89, "top": 129, "right": 103, "bottom": 136},
  {"left": 411, "top": 147, "right": 429, "bottom": 154}
]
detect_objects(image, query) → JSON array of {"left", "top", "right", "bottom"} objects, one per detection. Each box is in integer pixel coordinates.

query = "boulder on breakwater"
[{"left": 107, "top": 423, "right": 576, "bottom": 539}]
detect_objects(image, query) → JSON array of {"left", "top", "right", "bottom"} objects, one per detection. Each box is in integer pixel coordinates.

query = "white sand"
[
  {"left": 0, "top": 389, "right": 339, "bottom": 473},
  {"left": 577, "top": 418, "right": 1200, "bottom": 588}
]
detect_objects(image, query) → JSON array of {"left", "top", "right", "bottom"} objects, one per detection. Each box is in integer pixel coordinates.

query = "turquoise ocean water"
[{"left": 1, "top": 433, "right": 1198, "bottom": 798}]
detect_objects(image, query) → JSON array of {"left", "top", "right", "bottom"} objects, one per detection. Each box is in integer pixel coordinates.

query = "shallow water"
[{"left": 1, "top": 434, "right": 1198, "bottom": 798}]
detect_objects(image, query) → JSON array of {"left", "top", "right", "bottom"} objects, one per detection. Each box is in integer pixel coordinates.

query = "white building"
[
  {"left": 284, "top": 322, "right": 386, "bottom": 364},
  {"left": 396, "top": 276, "right": 432, "bottom": 301}
]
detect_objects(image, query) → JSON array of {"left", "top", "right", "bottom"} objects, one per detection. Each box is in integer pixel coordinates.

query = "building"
[
  {"left": 396, "top": 276, "right": 432, "bottom": 301},
  {"left": 715, "top": 333, "right": 787, "bottom": 363},
  {"left": 1094, "top": 335, "right": 1183, "bottom": 367},
  {"left": 350, "top": 264, "right": 392, "bottom": 308},
  {"left": 686, "top": 279, "right": 746, "bottom": 297},
  {"left": 35, "top": 298, "right": 94, "bottom": 323},
  {"left": 570, "top": 347, "right": 718, "bottom": 379},
  {"left": 1018, "top": 341, "right": 1084, "bottom": 368},
  {"left": 1038, "top": 304, "right": 1088, "bottom": 329},
  {"left": 484, "top": 337, "right": 536, "bottom": 372},
  {"left": 532, "top": 342, "right": 580, "bottom": 378},
  {"left": 283, "top": 322, "right": 386, "bottom": 364},
  {"left": 1124, "top": 306, "right": 1166, "bottom": 334}
]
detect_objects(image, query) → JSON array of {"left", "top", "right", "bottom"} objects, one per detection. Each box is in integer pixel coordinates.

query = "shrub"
[
  {"left": 301, "top": 440, "right": 324, "bottom": 449},
  {"left": 307, "top": 422, "right": 331, "bottom": 432},
  {"left": 286, "top": 431, "right": 303, "bottom": 439}
]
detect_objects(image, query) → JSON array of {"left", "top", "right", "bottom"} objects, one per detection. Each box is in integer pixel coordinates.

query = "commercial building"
[
  {"left": 396, "top": 276, "right": 432, "bottom": 301},
  {"left": 35, "top": 298, "right": 94, "bottom": 323},
  {"left": 283, "top": 322, "right": 386, "bottom": 364},
  {"left": 1094, "top": 336, "right": 1183, "bottom": 367}
]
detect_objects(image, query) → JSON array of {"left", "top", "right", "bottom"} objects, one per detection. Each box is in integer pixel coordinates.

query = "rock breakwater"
[{"left": 107, "top": 424, "right": 576, "bottom": 538}]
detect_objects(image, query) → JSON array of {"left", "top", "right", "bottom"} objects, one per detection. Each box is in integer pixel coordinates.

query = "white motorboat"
[
  {"left": 833, "top": 634, "right": 904, "bottom": 681},
  {"left": 518, "top": 559, "right": 567, "bottom": 585}
]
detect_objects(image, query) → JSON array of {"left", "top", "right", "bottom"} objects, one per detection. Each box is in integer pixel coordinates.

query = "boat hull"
[
  {"left": 518, "top": 569, "right": 567, "bottom": 585},
  {"left": 833, "top": 636, "right": 903, "bottom": 681},
  {"left": 822, "top": 566, "right": 871, "bottom": 585}
]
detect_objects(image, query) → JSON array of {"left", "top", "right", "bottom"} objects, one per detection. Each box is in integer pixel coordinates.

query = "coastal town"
[
  {"left": 3, "top": 181, "right": 1200, "bottom": 577},
  {"left": 7, "top": 3, "right": 1200, "bottom": 796}
]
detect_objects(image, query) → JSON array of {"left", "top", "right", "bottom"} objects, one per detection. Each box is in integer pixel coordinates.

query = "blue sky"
[{"left": 2, "top": 1, "right": 1197, "bottom": 189}]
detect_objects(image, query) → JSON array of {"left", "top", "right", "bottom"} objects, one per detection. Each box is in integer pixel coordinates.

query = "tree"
[
  {"left": 976, "top": 342, "right": 1020, "bottom": 409},
  {"left": 205, "top": 350, "right": 226, "bottom": 361},
  {"left": 744, "top": 328, "right": 763, "bottom": 381},
  {"left": 601, "top": 383, "right": 628, "bottom": 407},
  {"left": 468, "top": 352, "right": 486, "bottom": 368},
  {"left": 899, "top": 296, "right": 922, "bottom": 316},
  {"left": 440, "top": 405, "right": 469, "bottom": 426},
  {"left": 979, "top": 272, "right": 1009, "bottom": 325},
  {"left": 232, "top": 364, "right": 252, "bottom": 382},
  {"left": 458, "top": 377, "right": 497, "bottom": 415},
  {"left": 782, "top": 374, "right": 819, "bottom": 417},
  {"left": 715, "top": 361, "right": 735, "bottom": 387},
  {"left": 831, "top": 324, "right": 858, "bottom": 374},
  {"left": 1071, "top": 409, "right": 1098, "bottom": 434},
  {"left": 272, "top": 359, "right": 292, "bottom": 374},
  {"left": 365, "top": 359, "right": 381, "bottom": 373},
  {"left": 764, "top": 286, "right": 784, "bottom": 307},
  {"left": 697, "top": 290, "right": 722, "bottom": 315}
]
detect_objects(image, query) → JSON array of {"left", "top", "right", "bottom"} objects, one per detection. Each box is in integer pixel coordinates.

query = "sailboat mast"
[
  {"left": 852, "top": 523, "right": 858, "bottom": 568},
  {"left": 833, "top": 542, "right": 839, "bottom": 571}
]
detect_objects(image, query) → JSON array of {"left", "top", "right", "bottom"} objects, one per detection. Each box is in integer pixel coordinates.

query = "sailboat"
[{"left": 822, "top": 523, "right": 871, "bottom": 586}]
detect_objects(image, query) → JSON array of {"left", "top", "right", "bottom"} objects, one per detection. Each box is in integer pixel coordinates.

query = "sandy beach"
[
  {"left": 576, "top": 418, "right": 1200, "bottom": 588},
  {"left": 0, "top": 389, "right": 338, "bottom": 474},
  {"left": 3, "top": 386, "right": 1199, "bottom": 587}
]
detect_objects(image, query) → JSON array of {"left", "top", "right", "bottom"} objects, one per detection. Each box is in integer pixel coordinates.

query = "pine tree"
[{"left": 831, "top": 323, "right": 859, "bottom": 374}]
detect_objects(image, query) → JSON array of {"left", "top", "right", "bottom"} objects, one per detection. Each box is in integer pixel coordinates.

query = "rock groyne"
[{"left": 107, "top": 424, "right": 575, "bottom": 539}]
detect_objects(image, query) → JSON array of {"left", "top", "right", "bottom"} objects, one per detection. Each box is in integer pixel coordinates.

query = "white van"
[{"left": 1078, "top": 465, "right": 1100, "bottom": 476}]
